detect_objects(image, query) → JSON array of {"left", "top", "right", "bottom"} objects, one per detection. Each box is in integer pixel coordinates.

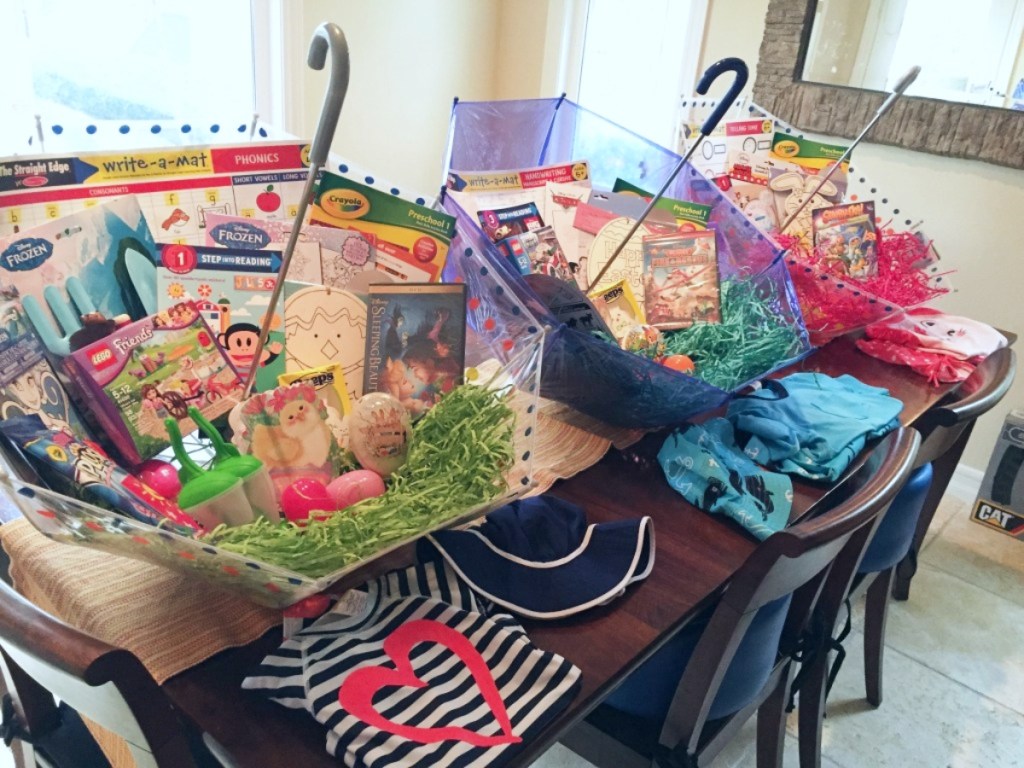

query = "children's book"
[
  {"left": 446, "top": 161, "right": 591, "bottom": 192},
  {"left": 641, "top": 230, "right": 721, "bottom": 329},
  {"left": 310, "top": 173, "right": 455, "bottom": 283},
  {"left": 363, "top": 284, "right": 466, "bottom": 417},
  {"left": 205, "top": 212, "right": 378, "bottom": 291},
  {"left": 156, "top": 243, "right": 285, "bottom": 392},
  {"left": 812, "top": 201, "right": 879, "bottom": 279},
  {"left": 203, "top": 214, "right": 323, "bottom": 284},
  {"left": 477, "top": 202, "right": 543, "bottom": 243},
  {"left": 283, "top": 282, "right": 367, "bottom": 405},
  {"left": 610, "top": 179, "right": 713, "bottom": 230}
]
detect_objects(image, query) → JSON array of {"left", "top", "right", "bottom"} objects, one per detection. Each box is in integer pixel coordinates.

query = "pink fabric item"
[{"left": 856, "top": 307, "right": 1006, "bottom": 385}]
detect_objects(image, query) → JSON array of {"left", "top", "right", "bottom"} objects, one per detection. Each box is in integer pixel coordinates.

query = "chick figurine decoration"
[{"left": 243, "top": 384, "right": 336, "bottom": 483}]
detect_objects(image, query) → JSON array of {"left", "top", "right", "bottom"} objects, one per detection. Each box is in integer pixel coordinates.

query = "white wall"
[
  {"left": 287, "top": 0, "right": 501, "bottom": 196},
  {"left": 290, "top": 0, "right": 1023, "bottom": 470}
]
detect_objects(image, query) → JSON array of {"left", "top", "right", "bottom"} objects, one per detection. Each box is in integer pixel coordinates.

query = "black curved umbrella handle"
[{"left": 697, "top": 58, "right": 749, "bottom": 137}]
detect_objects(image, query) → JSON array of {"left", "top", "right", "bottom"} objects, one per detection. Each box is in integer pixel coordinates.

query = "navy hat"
[{"left": 422, "top": 495, "right": 654, "bottom": 620}]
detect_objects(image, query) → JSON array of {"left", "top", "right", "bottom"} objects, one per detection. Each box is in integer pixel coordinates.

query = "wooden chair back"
[
  {"left": 657, "top": 427, "right": 919, "bottom": 765},
  {"left": 915, "top": 346, "right": 1016, "bottom": 467},
  {"left": 893, "top": 346, "right": 1016, "bottom": 601},
  {"left": 0, "top": 578, "right": 202, "bottom": 768}
]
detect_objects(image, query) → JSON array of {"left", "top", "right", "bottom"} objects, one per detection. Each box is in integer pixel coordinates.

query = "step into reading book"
[
  {"left": 642, "top": 230, "right": 721, "bottom": 330},
  {"left": 363, "top": 284, "right": 466, "bottom": 417}
]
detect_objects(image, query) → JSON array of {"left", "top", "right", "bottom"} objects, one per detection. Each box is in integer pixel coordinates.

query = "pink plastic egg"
[
  {"left": 327, "top": 470, "right": 386, "bottom": 510},
  {"left": 280, "top": 478, "right": 337, "bottom": 524},
  {"left": 136, "top": 459, "right": 182, "bottom": 500}
]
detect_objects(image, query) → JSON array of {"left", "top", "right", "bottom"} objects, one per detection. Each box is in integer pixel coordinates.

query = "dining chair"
[
  {"left": 0, "top": 577, "right": 233, "bottom": 768},
  {"left": 559, "top": 427, "right": 919, "bottom": 768},
  {"left": 795, "top": 463, "right": 931, "bottom": 768},
  {"left": 892, "top": 346, "right": 1016, "bottom": 601}
]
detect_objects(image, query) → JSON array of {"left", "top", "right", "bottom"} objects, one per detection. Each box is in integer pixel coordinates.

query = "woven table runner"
[{"left": 0, "top": 519, "right": 280, "bottom": 684}]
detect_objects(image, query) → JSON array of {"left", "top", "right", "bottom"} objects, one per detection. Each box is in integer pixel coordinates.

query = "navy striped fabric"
[{"left": 244, "top": 562, "right": 579, "bottom": 766}]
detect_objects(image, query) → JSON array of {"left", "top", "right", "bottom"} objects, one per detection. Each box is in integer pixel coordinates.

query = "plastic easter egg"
[
  {"left": 622, "top": 324, "right": 666, "bottom": 359},
  {"left": 280, "top": 478, "right": 337, "bottom": 524},
  {"left": 136, "top": 458, "right": 182, "bottom": 500},
  {"left": 661, "top": 354, "right": 696, "bottom": 374},
  {"left": 327, "top": 470, "right": 387, "bottom": 510},
  {"left": 348, "top": 392, "right": 412, "bottom": 477}
]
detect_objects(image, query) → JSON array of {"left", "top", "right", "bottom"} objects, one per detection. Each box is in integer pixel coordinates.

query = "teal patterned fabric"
[{"left": 658, "top": 419, "right": 793, "bottom": 540}]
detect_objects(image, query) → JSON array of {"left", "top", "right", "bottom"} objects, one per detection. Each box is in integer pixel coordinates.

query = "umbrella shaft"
[
  {"left": 241, "top": 165, "right": 322, "bottom": 398},
  {"left": 590, "top": 135, "right": 709, "bottom": 289}
]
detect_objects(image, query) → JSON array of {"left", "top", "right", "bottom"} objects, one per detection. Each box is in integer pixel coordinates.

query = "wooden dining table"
[{"left": 150, "top": 334, "right": 990, "bottom": 768}]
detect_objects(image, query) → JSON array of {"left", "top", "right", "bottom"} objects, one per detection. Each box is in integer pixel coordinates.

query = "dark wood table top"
[{"left": 161, "top": 336, "right": 967, "bottom": 767}]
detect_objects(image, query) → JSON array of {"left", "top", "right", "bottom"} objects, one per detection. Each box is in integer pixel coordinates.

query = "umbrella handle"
[
  {"left": 697, "top": 58, "right": 749, "bottom": 136},
  {"left": 306, "top": 22, "right": 350, "bottom": 166}
]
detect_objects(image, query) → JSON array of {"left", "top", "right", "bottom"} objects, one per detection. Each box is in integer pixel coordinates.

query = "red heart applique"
[{"left": 337, "top": 618, "right": 522, "bottom": 747}]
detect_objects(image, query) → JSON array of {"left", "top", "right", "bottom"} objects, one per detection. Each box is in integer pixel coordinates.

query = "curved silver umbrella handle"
[
  {"left": 241, "top": 22, "right": 351, "bottom": 399},
  {"left": 306, "top": 22, "right": 350, "bottom": 166}
]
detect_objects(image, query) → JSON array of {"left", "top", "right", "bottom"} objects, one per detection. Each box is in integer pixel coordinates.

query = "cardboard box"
[
  {"left": 64, "top": 302, "right": 242, "bottom": 464},
  {"left": 971, "top": 408, "right": 1024, "bottom": 540}
]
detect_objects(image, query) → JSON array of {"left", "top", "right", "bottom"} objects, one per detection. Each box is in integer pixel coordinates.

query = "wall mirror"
[{"left": 753, "top": 0, "right": 1024, "bottom": 169}]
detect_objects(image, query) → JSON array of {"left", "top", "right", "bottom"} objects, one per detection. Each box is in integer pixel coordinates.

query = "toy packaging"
[
  {"left": 363, "top": 283, "right": 467, "bottom": 416},
  {"left": 310, "top": 172, "right": 456, "bottom": 283},
  {"left": 0, "top": 292, "right": 90, "bottom": 434},
  {"left": 1, "top": 414, "right": 198, "bottom": 533},
  {"left": 477, "top": 201, "right": 543, "bottom": 243},
  {"left": 0, "top": 196, "right": 158, "bottom": 332},
  {"left": 973, "top": 409, "right": 1024, "bottom": 539},
  {"left": 642, "top": 230, "right": 721, "bottom": 330},
  {"left": 589, "top": 279, "right": 645, "bottom": 343},
  {"left": 63, "top": 301, "right": 243, "bottom": 464},
  {"left": 156, "top": 242, "right": 287, "bottom": 391},
  {"left": 812, "top": 201, "right": 879, "bottom": 279}
]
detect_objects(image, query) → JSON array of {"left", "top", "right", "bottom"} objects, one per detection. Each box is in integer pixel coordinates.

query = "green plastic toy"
[
  {"left": 187, "top": 407, "right": 280, "bottom": 522},
  {"left": 165, "top": 418, "right": 255, "bottom": 529}
]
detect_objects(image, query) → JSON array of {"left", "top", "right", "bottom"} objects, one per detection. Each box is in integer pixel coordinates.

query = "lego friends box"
[{"left": 63, "top": 302, "right": 243, "bottom": 464}]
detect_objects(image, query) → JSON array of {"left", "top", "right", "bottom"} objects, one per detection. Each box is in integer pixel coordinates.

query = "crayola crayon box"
[{"left": 63, "top": 301, "right": 242, "bottom": 464}]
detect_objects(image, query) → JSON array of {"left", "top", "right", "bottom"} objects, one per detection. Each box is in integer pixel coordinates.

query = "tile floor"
[
  {"left": 535, "top": 493, "right": 1024, "bottom": 768},
  {"left": 0, "top": 493, "right": 1019, "bottom": 768}
]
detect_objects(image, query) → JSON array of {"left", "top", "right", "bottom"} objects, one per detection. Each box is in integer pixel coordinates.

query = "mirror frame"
[{"left": 752, "top": 0, "right": 1024, "bottom": 169}]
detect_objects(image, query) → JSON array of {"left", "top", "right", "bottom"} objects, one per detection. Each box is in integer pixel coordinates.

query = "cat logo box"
[{"left": 971, "top": 408, "right": 1024, "bottom": 540}]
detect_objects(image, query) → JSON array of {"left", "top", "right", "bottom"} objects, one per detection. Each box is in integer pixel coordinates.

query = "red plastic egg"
[
  {"left": 327, "top": 470, "right": 386, "bottom": 510},
  {"left": 280, "top": 478, "right": 337, "bottom": 524},
  {"left": 136, "top": 459, "right": 182, "bottom": 500}
]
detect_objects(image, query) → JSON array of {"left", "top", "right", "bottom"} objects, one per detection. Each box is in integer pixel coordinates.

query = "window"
[
  {"left": 0, "top": 0, "right": 270, "bottom": 154},
  {"left": 574, "top": 0, "right": 706, "bottom": 147}
]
